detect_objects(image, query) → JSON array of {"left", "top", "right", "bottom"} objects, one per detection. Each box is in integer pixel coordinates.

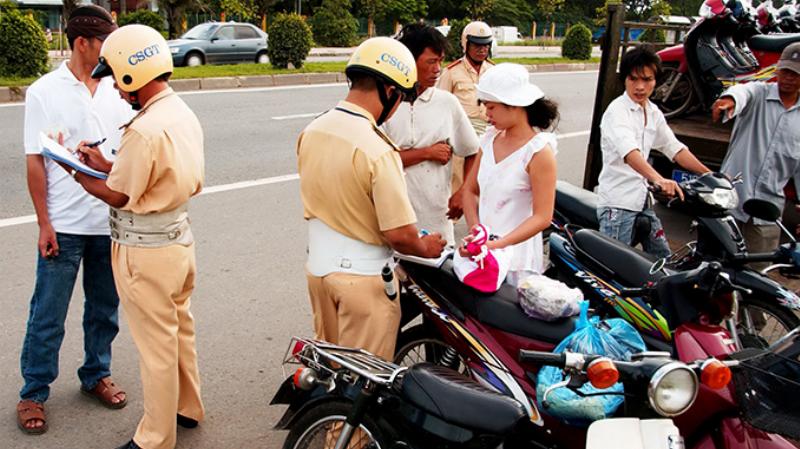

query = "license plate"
[{"left": 672, "top": 169, "right": 697, "bottom": 183}]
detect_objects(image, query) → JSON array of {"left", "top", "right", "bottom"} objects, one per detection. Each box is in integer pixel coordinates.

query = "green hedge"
[
  {"left": 0, "top": 9, "right": 48, "bottom": 77},
  {"left": 310, "top": 0, "right": 357, "bottom": 47},
  {"left": 118, "top": 9, "right": 165, "bottom": 32},
  {"left": 267, "top": 13, "right": 313, "bottom": 69},
  {"left": 561, "top": 23, "right": 592, "bottom": 60}
]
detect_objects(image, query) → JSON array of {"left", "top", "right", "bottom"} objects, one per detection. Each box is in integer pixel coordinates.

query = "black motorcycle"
[
  {"left": 552, "top": 172, "right": 800, "bottom": 348},
  {"left": 271, "top": 337, "right": 715, "bottom": 449}
]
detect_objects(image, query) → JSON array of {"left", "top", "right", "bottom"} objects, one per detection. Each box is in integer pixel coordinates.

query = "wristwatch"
[{"left": 69, "top": 168, "right": 77, "bottom": 179}]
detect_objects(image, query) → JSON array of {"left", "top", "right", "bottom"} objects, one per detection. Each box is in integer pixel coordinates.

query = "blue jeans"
[
  {"left": 597, "top": 207, "right": 671, "bottom": 259},
  {"left": 20, "top": 233, "right": 120, "bottom": 403}
]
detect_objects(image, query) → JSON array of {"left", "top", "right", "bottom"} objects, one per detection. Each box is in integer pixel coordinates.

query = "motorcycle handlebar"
[{"left": 518, "top": 350, "right": 567, "bottom": 367}]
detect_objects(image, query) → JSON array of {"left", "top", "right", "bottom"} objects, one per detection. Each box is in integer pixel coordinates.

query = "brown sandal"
[
  {"left": 81, "top": 377, "right": 127, "bottom": 409},
  {"left": 17, "top": 400, "right": 47, "bottom": 435}
]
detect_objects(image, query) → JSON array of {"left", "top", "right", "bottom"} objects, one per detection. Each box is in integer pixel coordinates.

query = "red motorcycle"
[
  {"left": 653, "top": 0, "right": 800, "bottom": 118},
  {"left": 394, "top": 252, "right": 800, "bottom": 449}
]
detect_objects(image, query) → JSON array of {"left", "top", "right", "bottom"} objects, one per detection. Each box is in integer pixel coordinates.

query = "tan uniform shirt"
[
  {"left": 297, "top": 101, "right": 416, "bottom": 247},
  {"left": 107, "top": 88, "right": 204, "bottom": 213},
  {"left": 437, "top": 57, "right": 495, "bottom": 123}
]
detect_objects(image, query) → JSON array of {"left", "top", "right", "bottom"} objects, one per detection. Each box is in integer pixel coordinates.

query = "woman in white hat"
[{"left": 460, "top": 63, "right": 558, "bottom": 286}]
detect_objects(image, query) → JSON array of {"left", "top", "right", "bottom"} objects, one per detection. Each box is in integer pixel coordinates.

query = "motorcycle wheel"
[
  {"left": 737, "top": 295, "right": 800, "bottom": 348},
  {"left": 653, "top": 64, "right": 695, "bottom": 119},
  {"left": 282, "top": 400, "right": 394, "bottom": 449},
  {"left": 394, "top": 324, "right": 470, "bottom": 375}
]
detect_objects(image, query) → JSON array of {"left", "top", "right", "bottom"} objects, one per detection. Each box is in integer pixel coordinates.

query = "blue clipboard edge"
[{"left": 42, "top": 148, "right": 109, "bottom": 180}]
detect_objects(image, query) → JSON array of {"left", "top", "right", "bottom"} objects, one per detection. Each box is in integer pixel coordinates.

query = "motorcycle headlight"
[
  {"left": 699, "top": 188, "right": 739, "bottom": 210},
  {"left": 170, "top": 47, "right": 180, "bottom": 54},
  {"left": 648, "top": 362, "right": 698, "bottom": 417}
]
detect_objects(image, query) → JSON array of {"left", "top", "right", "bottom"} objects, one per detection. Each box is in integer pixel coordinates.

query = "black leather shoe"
[
  {"left": 177, "top": 414, "right": 198, "bottom": 429},
  {"left": 115, "top": 440, "right": 141, "bottom": 449}
]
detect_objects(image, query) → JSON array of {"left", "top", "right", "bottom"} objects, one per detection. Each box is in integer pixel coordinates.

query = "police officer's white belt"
[
  {"left": 109, "top": 204, "right": 194, "bottom": 248},
  {"left": 306, "top": 219, "right": 392, "bottom": 277}
]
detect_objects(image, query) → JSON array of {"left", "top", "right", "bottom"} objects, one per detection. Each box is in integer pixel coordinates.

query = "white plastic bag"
[{"left": 517, "top": 274, "right": 582, "bottom": 321}]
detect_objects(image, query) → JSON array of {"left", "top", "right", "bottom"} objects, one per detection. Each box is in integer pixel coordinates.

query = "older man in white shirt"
[
  {"left": 382, "top": 23, "right": 479, "bottom": 245},
  {"left": 597, "top": 46, "right": 710, "bottom": 258}
]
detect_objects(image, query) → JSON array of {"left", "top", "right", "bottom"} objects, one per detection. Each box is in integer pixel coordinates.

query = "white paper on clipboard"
[{"left": 39, "top": 133, "right": 108, "bottom": 180}]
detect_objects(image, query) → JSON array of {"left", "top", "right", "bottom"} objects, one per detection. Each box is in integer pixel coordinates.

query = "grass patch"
[
  {"left": 506, "top": 38, "right": 565, "bottom": 46},
  {"left": 0, "top": 57, "right": 599, "bottom": 87},
  {"left": 172, "top": 61, "right": 347, "bottom": 79},
  {"left": 493, "top": 57, "right": 600, "bottom": 65},
  {"left": 0, "top": 76, "right": 37, "bottom": 87}
]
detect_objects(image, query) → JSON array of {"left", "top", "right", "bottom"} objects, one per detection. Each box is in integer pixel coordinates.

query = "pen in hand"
[{"left": 87, "top": 137, "right": 106, "bottom": 148}]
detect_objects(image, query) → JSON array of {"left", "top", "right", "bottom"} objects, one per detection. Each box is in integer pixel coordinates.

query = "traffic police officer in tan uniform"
[
  {"left": 298, "top": 37, "right": 446, "bottom": 360},
  {"left": 57, "top": 25, "right": 205, "bottom": 449},
  {"left": 437, "top": 21, "right": 496, "bottom": 135},
  {"left": 437, "top": 21, "right": 495, "bottom": 191}
]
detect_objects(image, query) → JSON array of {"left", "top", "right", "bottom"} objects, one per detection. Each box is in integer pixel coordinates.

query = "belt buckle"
[{"left": 168, "top": 229, "right": 181, "bottom": 240}]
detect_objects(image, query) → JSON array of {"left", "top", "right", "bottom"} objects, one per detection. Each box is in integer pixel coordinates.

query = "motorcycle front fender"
[
  {"left": 586, "top": 418, "right": 684, "bottom": 449},
  {"left": 733, "top": 269, "right": 800, "bottom": 310}
]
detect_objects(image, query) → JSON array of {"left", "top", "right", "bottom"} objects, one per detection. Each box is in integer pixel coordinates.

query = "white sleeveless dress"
[{"left": 477, "top": 127, "right": 558, "bottom": 285}]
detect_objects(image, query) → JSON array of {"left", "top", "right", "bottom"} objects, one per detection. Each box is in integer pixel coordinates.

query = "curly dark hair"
[{"left": 525, "top": 98, "right": 559, "bottom": 130}]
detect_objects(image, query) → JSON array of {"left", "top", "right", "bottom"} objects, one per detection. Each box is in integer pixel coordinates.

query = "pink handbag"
[{"left": 453, "top": 224, "right": 512, "bottom": 293}]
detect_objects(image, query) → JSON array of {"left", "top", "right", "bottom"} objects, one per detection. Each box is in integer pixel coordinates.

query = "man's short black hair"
[
  {"left": 396, "top": 23, "right": 449, "bottom": 61},
  {"left": 619, "top": 45, "right": 662, "bottom": 82}
]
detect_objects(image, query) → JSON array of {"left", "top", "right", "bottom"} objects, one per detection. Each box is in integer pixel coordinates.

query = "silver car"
[{"left": 168, "top": 22, "right": 269, "bottom": 67}]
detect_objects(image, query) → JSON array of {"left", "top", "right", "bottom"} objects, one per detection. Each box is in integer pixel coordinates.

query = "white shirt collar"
[
  {"left": 416, "top": 87, "right": 436, "bottom": 103},
  {"left": 55, "top": 60, "right": 84, "bottom": 86}
]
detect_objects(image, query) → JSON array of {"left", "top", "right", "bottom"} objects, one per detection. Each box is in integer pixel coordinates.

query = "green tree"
[
  {"left": 0, "top": 0, "right": 17, "bottom": 12},
  {"left": 0, "top": 9, "right": 49, "bottom": 77},
  {"left": 444, "top": 17, "right": 469, "bottom": 61},
  {"left": 461, "top": 0, "right": 494, "bottom": 20},
  {"left": 310, "top": 0, "right": 358, "bottom": 47},
  {"left": 596, "top": 0, "right": 670, "bottom": 23},
  {"left": 486, "top": 0, "right": 533, "bottom": 33},
  {"left": 159, "top": 0, "right": 203, "bottom": 38},
  {"left": 384, "top": 0, "right": 427, "bottom": 25},
  {"left": 118, "top": 10, "right": 165, "bottom": 31},
  {"left": 209, "top": 0, "right": 256, "bottom": 20},
  {"left": 267, "top": 12, "right": 313, "bottom": 68}
]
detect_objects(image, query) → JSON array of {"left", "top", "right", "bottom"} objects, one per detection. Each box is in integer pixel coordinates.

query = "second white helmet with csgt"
[
  {"left": 91, "top": 24, "right": 173, "bottom": 92},
  {"left": 461, "top": 21, "right": 493, "bottom": 50}
]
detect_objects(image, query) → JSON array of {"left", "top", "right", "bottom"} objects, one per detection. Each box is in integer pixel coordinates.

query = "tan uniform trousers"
[
  {"left": 306, "top": 271, "right": 401, "bottom": 360},
  {"left": 736, "top": 219, "right": 781, "bottom": 271},
  {"left": 112, "top": 242, "right": 205, "bottom": 449}
]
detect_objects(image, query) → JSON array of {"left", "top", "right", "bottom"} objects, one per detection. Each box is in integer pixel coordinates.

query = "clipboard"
[{"left": 39, "top": 133, "right": 108, "bottom": 180}]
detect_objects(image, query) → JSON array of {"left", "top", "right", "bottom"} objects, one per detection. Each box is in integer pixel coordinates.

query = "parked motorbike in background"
[
  {"left": 653, "top": 0, "right": 800, "bottom": 118},
  {"left": 552, "top": 173, "right": 800, "bottom": 348},
  {"left": 272, "top": 337, "right": 715, "bottom": 449}
]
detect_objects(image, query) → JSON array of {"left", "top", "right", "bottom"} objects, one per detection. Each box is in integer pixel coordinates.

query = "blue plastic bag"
[{"left": 535, "top": 300, "right": 646, "bottom": 425}]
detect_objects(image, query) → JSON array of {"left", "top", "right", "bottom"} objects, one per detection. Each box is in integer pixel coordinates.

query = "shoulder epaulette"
[{"left": 445, "top": 59, "right": 463, "bottom": 70}]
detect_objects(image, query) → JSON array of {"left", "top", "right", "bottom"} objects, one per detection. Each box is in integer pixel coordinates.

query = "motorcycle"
[
  {"left": 271, "top": 336, "right": 718, "bottom": 449},
  {"left": 552, "top": 173, "right": 800, "bottom": 349},
  {"left": 653, "top": 0, "right": 800, "bottom": 118},
  {"left": 392, "top": 248, "right": 800, "bottom": 448}
]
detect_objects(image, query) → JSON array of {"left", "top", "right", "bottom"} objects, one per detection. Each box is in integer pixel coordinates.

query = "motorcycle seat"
[
  {"left": 748, "top": 34, "right": 800, "bottom": 53},
  {"left": 401, "top": 258, "right": 578, "bottom": 344},
  {"left": 555, "top": 180, "right": 600, "bottom": 228},
  {"left": 572, "top": 229, "right": 664, "bottom": 287},
  {"left": 399, "top": 362, "right": 527, "bottom": 435}
]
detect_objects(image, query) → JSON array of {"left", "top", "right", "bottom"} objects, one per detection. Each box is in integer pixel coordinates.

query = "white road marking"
[
  {"left": 272, "top": 112, "right": 321, "bottom": 121},
  {"left": 0, "top": 130, "right": 590, "bottom": 229}
]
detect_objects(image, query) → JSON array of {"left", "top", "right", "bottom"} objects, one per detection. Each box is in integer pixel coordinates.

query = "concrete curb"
[{"left": 0, "top": 63, "right": 598, "bottom": 104}]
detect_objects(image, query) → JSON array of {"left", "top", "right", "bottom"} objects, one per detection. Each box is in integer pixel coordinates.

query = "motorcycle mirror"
[
  {"left": 649, "top": 258, "right": 667, "bottom": 275},
  {"left": 743, "top": 199, "right": 781, "bottom": 222}
]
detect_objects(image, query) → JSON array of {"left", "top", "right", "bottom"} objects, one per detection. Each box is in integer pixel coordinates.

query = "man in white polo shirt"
[
  {"left": 383, "top": 23, "right": 479, "bottom": 245},
  {"left": 16, "top": 5, "right": 134, "bottom": 435}
]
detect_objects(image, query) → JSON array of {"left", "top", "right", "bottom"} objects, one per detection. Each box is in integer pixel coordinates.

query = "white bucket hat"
[{"left": 476, "top": 63, "right": 544, "bottom": 107}]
